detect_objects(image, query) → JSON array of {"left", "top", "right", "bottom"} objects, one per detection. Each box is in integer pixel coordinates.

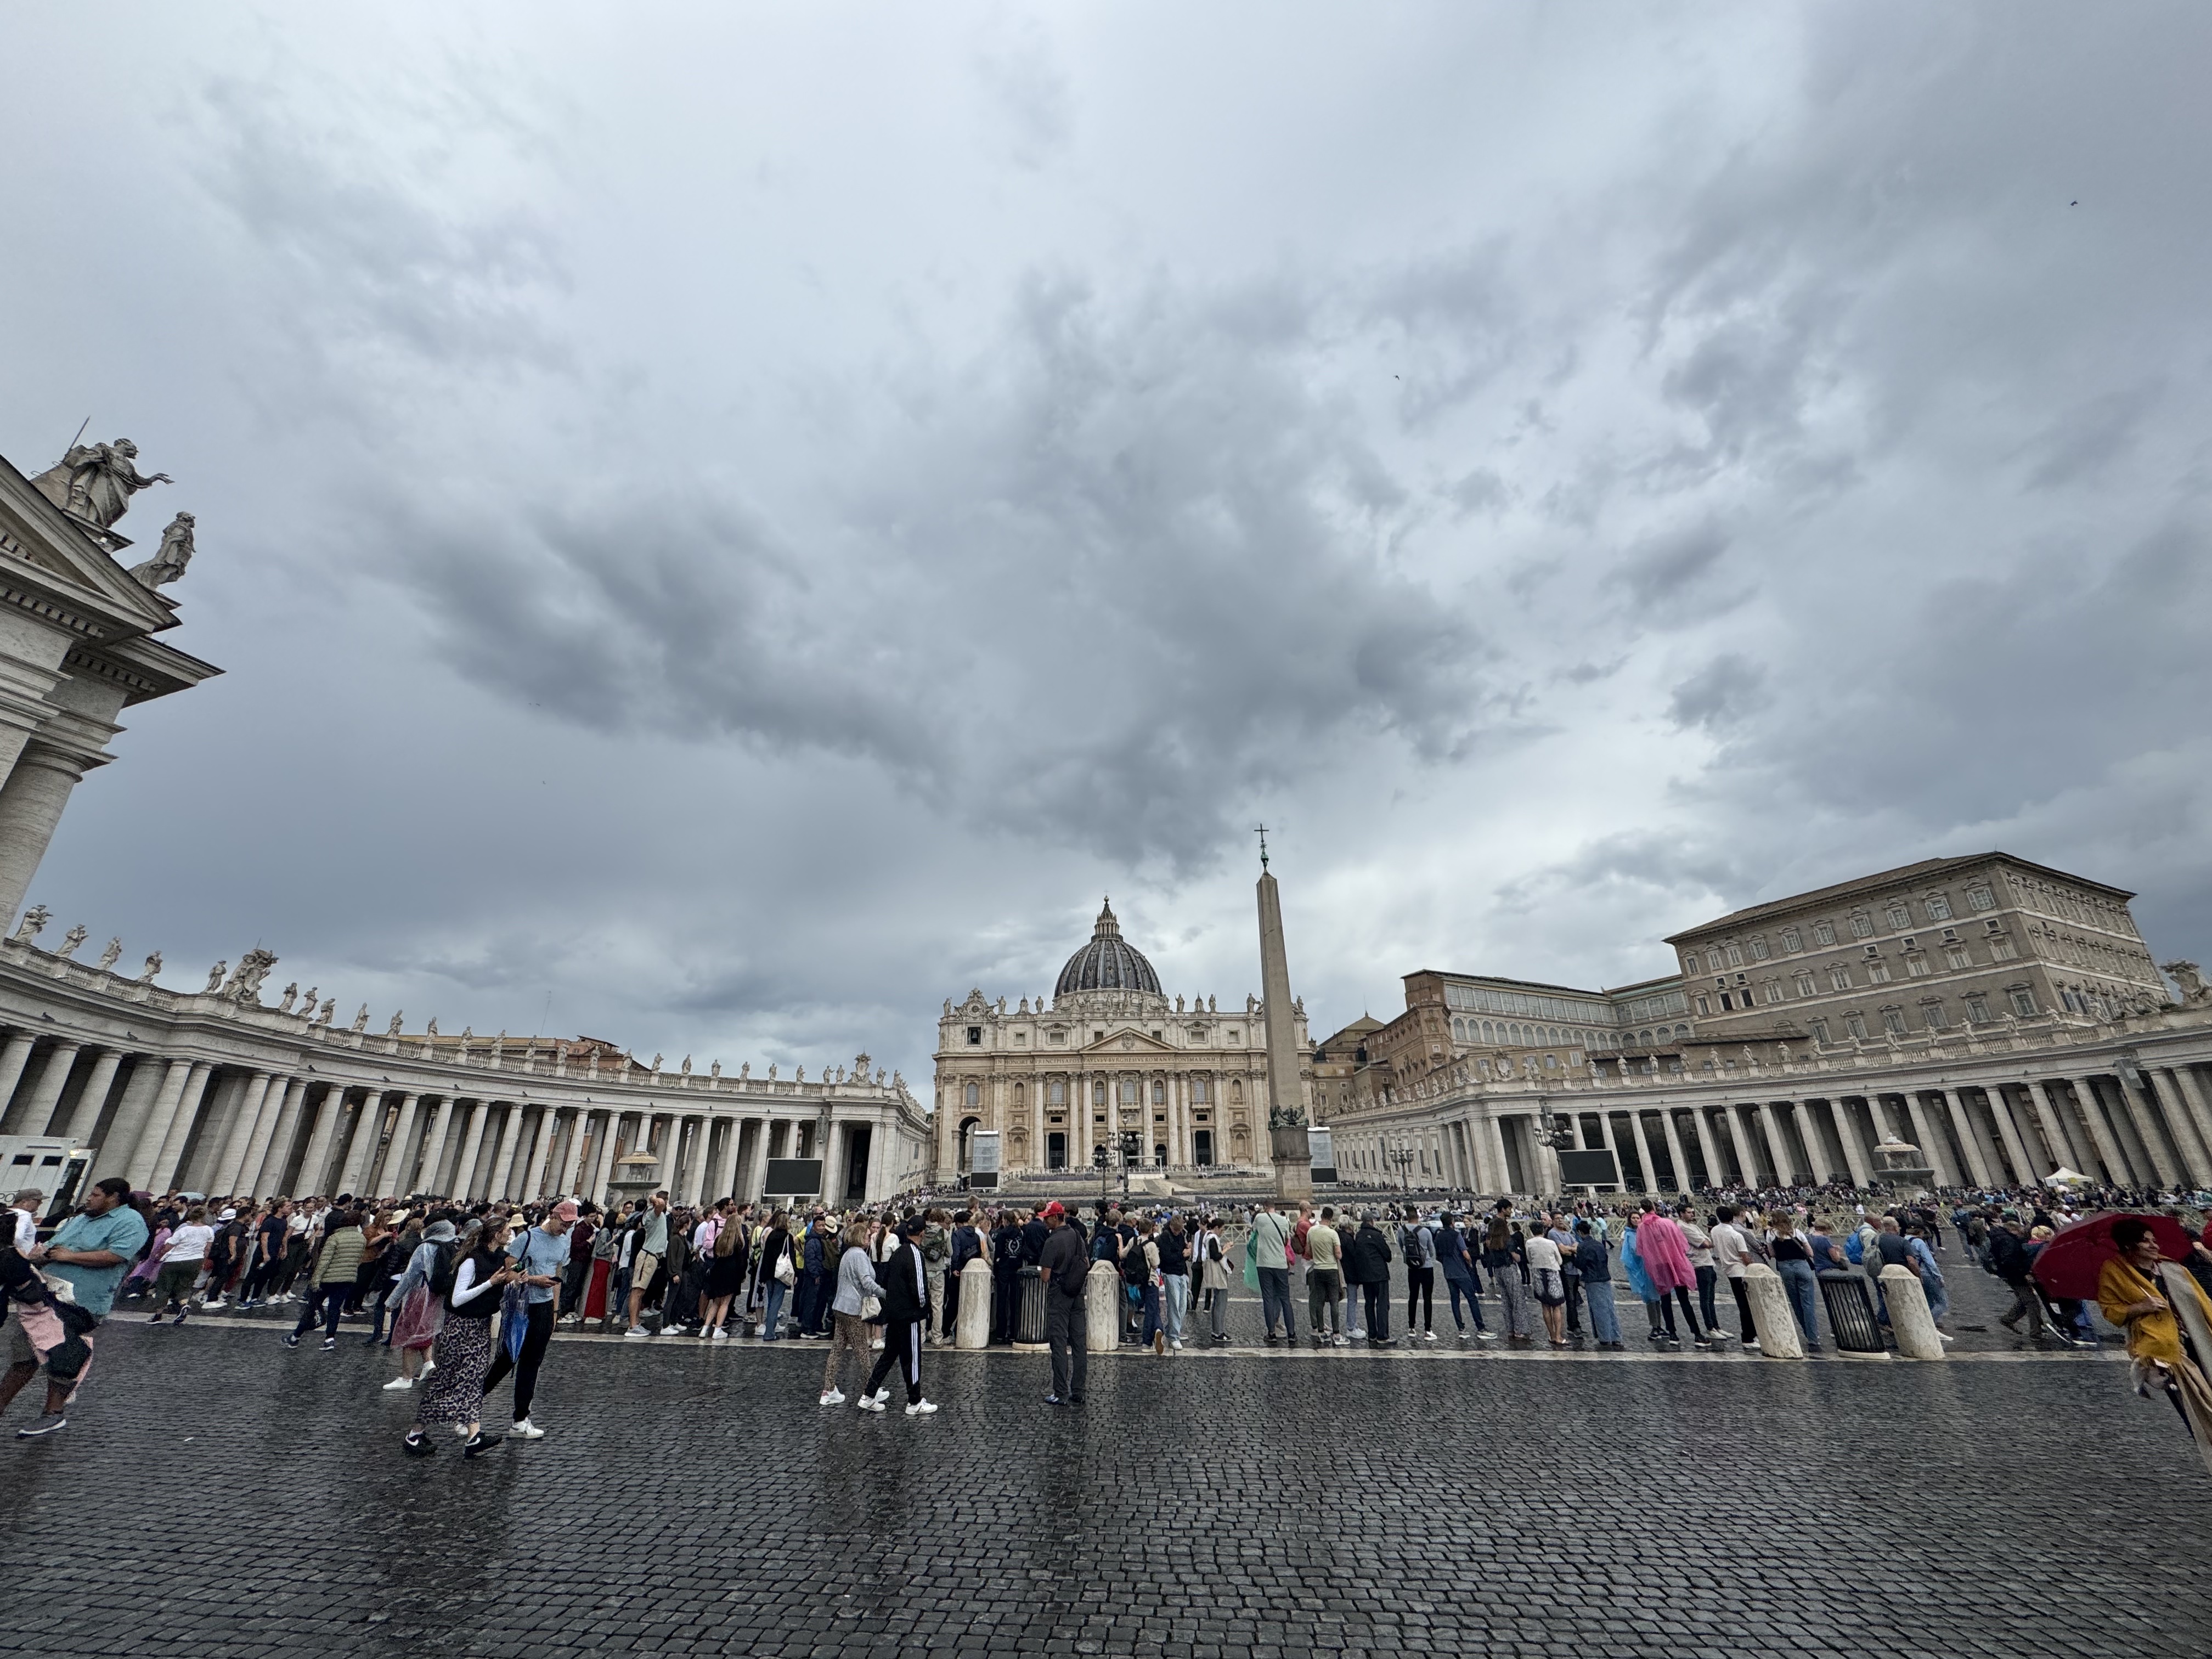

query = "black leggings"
[
  {"left": 1728, "top": 1276, "right": 1757, "bottom": 1344},
  {"left": 1656, "top": 1286, "right": 1705, "bottom": 1340},
  {"left": 482, "top": 1300, "right": 555, "bottom": 1421},
  {"left": 865, "top": 1317, "right": 924, "bottom": 1406},
  {"left": 1405, "top": 1266, "right": 1434, "bottom": 1332}
]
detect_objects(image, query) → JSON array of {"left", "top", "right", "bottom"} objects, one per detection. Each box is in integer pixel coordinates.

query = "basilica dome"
[{"left": 1055, "top": 899, "right": 1161, "bottom": 997}]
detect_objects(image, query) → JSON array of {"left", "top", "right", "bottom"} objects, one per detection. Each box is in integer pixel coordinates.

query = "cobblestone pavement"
[{"left": 2, "top": 1298, "right": 2208, "bottom": 1659}]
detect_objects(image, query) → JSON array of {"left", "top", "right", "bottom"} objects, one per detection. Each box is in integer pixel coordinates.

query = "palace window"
[
  {"left": 1781, "top": 927, "right": 1802, "bottom": 952},
  {"left": 1922, "top": 1002, "right": 1946, "bottom": 1030},
  {"left": 1850, "top": 913, "right": 1874, "bottom": 938},
  {"left": 1926, "top": 894, "right": 1952, "bottom": 921},
  {"left": 1809, "top": 1018, "right": 1831, "bottom": 1043},
  {"left": 1013, "top": 1031, "right": 1026, "bottom": 1045},
  {"left": 1151, "top": 1080, "right": 1166, "bottom": 1105},
  {"left": 1118, "top": 1077, "right": 1139, "bottom": 1105},
  {"left": 1887, "top": 904, "right": 1911, "bottom": 928},
  {"left": 1990, "top": 933, "right": 2018, "bottom": 962},
  {"left": 2008, "top": 987, "right": 2038, "bottom": 1017},
  {"left": 1762, "top": 980, "right": 1783, "bottom": 1005},
  {"left": 1694, "top": 995, "right": 1711, "bottom": 1016},
  {"left": 1794, "top": 970, "right": 1816, "bottom": 997},
  {"left": 1814, "top": 921, "right": 1837, "bottom": 946},
  {"left": 1725, "top": 944, "right": 1744, "bottom": 966},
  {"left": 1049, "top": 1030, "right": 1066, "bottom": 1045},
  {"left": 1944, "top": 945, "right": 1970, "bottom": 970},
  {"left": 1748, "top": 936, "right": 1770, "bottom": 961},
  {"left": 1868, "top": 960, "right": 1892, "bottom": 985},
  {"left": 1964, "top": 994, "right": 1991, "bottom": 1023},
  {"left": 1684, "top": 953, "right": 1701, "bottom": 973},
  {"left": 1904, "top": 954, "right": 1930, "bottom": 978},
  {"left": 1829, "top": 965, "right": 1852, "bottom": 991},
  {"left": 1092, "top": 1081, "right": 1108, "bottom": 1107},
  {"left": 1881, "top": 1008, "right": 1907, "bottom": 1035},
  {"left": 1845, "top": 1012, "right": 1868, "bottom": 1039},
  {"left": 1967, "top": 885, "right": 1994, "bottom": 911}
]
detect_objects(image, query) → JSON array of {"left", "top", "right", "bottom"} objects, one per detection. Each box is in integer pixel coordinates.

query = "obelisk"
[{"left": 1255, "top": 831, "right": 1311, "bottom": 1200}]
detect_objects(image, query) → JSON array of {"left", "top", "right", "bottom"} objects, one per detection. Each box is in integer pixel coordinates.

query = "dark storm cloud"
[{"left": 1666, "top": 654, "right": 1765, "bottom": 735}]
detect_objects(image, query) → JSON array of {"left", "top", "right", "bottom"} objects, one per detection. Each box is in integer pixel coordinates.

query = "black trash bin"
[
  {"left": 1015, "top": 1265, "right": 1047, "bottom": 1345},
  {"left": 1818, "top": 1269, "right": 1886, "bottom": 1353}
]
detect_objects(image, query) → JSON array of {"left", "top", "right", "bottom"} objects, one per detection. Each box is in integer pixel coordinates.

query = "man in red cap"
[
  {"left": 483, "top": 1200, "right": 576, "bottom": 1440},
  {"left": 1036, "top": 1202, "right": 1088, "bottom": 1406}
]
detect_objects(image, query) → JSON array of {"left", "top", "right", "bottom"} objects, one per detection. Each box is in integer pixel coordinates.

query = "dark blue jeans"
[{"left": 1258, "top": 1267, "right": 1295, "bottom": 1338}]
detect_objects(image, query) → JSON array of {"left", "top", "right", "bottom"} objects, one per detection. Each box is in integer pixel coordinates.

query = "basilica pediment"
[
  {"left": 1077, "top": 1027, "right": 1181, "bottom": 1056},
  {"left": 0, "top": 452, "right": 182, "bottom": 639}
]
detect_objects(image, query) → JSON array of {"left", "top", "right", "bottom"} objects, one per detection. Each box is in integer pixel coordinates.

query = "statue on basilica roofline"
[
  {"left": 203, "top": 961, "right": 227, "bottom": 994},
  {"left": 127, "top": 512, "right": 195, "bottom": 589},
  {"left": 350, "top": 1005, "right": 370, "bottom": 1033},
  {"left": 32, "top": 438, "right": 171, "bottom": 529},
  {"left": 97, "top": 937, "right": 122, "bottom": 972},
  {"left": 223, "top": 949, "right": 277, "bottom": 1003},
  {"left": 55, "top": 925, "right": 87, "bottom": 959},
  {"left": 138, "top": 950, "right": 162, "bottom": 983},
  {"left": 12, "top": 906, "right": 49, "bottom": 944}
]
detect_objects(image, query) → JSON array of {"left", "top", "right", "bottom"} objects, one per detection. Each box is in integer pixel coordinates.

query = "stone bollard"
[
  {"left": 1085, "top": 1260, "right": 1122, "bottom": 1353},
  {"left": 955, "top": 1257, "right": 992, "bottom": 1350},
  {"left": 1741, "top": 1263, "right": 1803, "bottom": 1359},
  {"left": 1880, "top": 1264, "right": 1946, "bottom": 1359}
]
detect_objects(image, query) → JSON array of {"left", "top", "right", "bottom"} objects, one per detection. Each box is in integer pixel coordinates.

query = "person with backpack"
[
  {"left": 403, "top": 1216, "right": 518, "bottom": 1459},
  {"left": 1122, "top": 1217, "right": 1164, "bottom": 1354},
  {"left": 382, "top": 1216, "right": 458, "bottom": 1391},
  {"left": 1248, "top": 1199, "right": 1297, "bottom": 1345},
  {"left": 1398, "top": 1206, "right": 1438, "bottom": 1344},
  {"left": 1435, "top": 1214, "right": 1492, "bottom": 1341},
  {"left": 1344, "top": 1210, "right": 1393, "bottom": 1344}
]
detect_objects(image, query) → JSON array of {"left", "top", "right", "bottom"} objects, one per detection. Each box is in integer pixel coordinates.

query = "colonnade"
[
  {"left": 1336, "top": 1056, "right": 2212, "bottom": 1195},
  {"left": 0, "top": 1026, "right": 881, "bottom": 1207}
]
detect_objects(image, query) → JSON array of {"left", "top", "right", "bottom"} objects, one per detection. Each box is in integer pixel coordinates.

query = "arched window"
[
  {"left": 1119, "top": 1076, "right": 1139, "bottom": 1105},
  {"left": 963, "top": 1082, "right": 979, "bottom": 1108},
  {"left": 1192, "top": 1077, "right": 1210, "bottom": 1104},
  {"left": 1151, "top": 1079, "right": 1166, "bottom": 1105},
  {"left": 1013, "top": 1082, "right": 1025, "bottom": 1105},
  {"left": 1048, "top": 1079, "right": 1066, "bottom": 1107},
  {"left": 1092, "top": 1080, "right": 1107, "bottom": 1107}
]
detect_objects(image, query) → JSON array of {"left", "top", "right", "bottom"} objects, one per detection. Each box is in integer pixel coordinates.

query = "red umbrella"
[{"left": 2030, "top": 1211, "right": 2197, "bottom": 1301}]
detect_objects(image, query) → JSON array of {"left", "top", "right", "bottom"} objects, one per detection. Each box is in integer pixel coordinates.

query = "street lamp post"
[{"left": 1388, "top": 1145, "right": 1415, "bottom": 1192}]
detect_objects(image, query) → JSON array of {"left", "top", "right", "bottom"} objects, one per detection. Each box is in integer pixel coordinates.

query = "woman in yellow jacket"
[{"left": 2097, "top": 1216, "right": 2212, "bottom": 1443}]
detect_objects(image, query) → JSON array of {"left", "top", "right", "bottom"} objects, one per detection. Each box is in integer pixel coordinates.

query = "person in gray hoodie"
[
  {"left": 819, "top": 1219, "right": 883, "bottom": 1407},
  {"left": 382, "top": 1216, "right": 460, "bottom": 1391}
]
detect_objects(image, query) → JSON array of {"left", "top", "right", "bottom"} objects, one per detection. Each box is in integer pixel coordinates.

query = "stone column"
[
  {"left": 1934, "top": 1087, "right": 1994, "bottom": 1187},
  {"left": 374, "top": 1093, "right": 422, "bottom": 1195},
  {"left": 246, "top": 1077, "right": 310, "bottom": 1197},
  {"left": 709, "top": 1114, "right": 740, "bottom": 1204},
  {"left": 145, "top": 1062, "right": 216, "bottom": 1192},
  {"left": 2059, "top": 1075, "right": 2130, "bottom": 1185},
  {"left": 292, "top": 1085, "right": 348, "bottom": 1198},
  {"left": 210, "top": 1071, "right": 276, "bottom": 1196},
  {"left": 2104, "top": 1073, "right": 2177, "bottom": 1188},
  {"left": 451, "top": 1101, "right": 492, "bottom": 1200},
  {"left": 60, "top": 1046, "right": 126, "bottom": 1146},
  {"left": 0, "top": 742, "right": 92, "bottom": 926},
  {"left": 485, "top": 1102, "right": 524, "bottom": 1201},
  {"left": 121, "top": 1056, "right": 198, "bottom": 1189},
  {"left": 1656, "top": 1107, "right": 1690, "bottom": 1193},
  {"left": 1894, "top": 1094, "right": 1960, "bottom": 1187},
  {"left": 2159, "top": 1066, "right": 2212, "bottom": 1181},
  {"left": 413, "top": 1097, "right": 457, "bottom": 1195},
  {"left": 1980, "top": 1084, "right": 2036, "bottom": 1187},
  {"left": 516, "top": 1107, "right": 552, "bottom": 1201},
  {"left": 1486, "top": 1114, "right": 1513, "bottom": 1193},
  {"left": 2030, "top": 1080, "right": 2091, "bottom": 1175},
  {"left": 586, "top": 1110, "right": 619, "bottom": 1204},
  {"left": 0, "top": 1030, "right": 38, "bottom": 1125},
  {"left": 1752, "top": 1103, "right": 1794, "bottom": 1183},
  {"left": 337, "top": 1090, "right": 388, "bottom": 1196},
  {"left": 9, "top": 1039, "right": 80, "bottom": 1135}
]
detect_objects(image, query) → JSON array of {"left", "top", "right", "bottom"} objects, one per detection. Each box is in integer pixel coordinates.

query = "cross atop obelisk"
[{"left": 1255, "top": 834, "right": 1311, "bottom": 1199}]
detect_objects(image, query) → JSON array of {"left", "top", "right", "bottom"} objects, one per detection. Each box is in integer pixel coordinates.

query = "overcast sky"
[{"left": 5, "top": 4, "right": 2207, "bottom": 1088}]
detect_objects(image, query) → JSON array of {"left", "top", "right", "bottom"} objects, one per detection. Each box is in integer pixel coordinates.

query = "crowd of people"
[{"left": 2, "top": 1170, "right": 2209, "bottom": 1454}]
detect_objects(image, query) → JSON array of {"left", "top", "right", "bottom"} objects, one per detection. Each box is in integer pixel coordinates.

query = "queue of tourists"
[{"left": 3, "top": 1172, "right": 2209, "bottom": 1456}]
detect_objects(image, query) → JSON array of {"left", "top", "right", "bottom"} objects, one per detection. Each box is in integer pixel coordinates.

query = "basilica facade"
[{"left": 932, "top": 901, "right": 1312, "bottom": 1178}]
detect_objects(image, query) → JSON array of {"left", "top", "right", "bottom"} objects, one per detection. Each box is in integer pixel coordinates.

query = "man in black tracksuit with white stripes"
[{"left": 862, "top": 1217, "right": 937, "bottom": 1415}]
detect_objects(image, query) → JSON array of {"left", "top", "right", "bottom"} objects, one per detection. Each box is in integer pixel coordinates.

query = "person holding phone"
[{"left": 404, "top": 1217, "right": 518, "bottom": 1459}]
